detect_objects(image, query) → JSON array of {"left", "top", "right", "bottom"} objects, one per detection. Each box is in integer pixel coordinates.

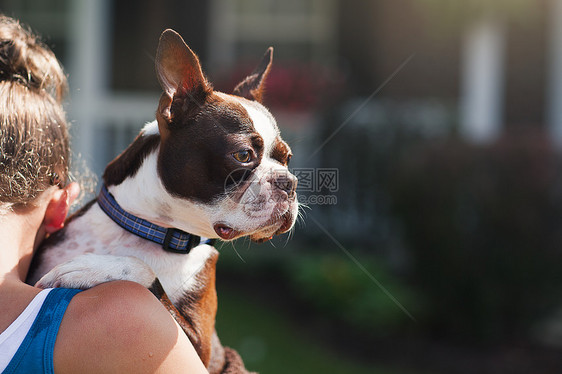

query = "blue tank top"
[{"left": 2, "top": 288, "right": 81, "bottom": 374}]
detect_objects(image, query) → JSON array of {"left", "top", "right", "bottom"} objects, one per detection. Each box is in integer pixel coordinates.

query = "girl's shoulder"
[{"left": 54, "top": 281, "right": 206, "bottom": 374}]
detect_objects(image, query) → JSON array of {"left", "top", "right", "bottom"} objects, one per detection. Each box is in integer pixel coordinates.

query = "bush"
[
  {"left": 389, "top": 132, "right": 562, "bottom": 343},
  {"left": 289, "top": 254, "right": 422, "bottom": 334},
  {"left": 217, "top": 244, "right": 422, "bottom": 337}
]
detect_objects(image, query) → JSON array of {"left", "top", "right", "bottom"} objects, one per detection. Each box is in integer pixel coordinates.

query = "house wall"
[
  {"left": 338, "top": 0, "right": 462, "bottom": 100},
  {"left": 110, "top": 0, "right": 210, "bottom": 92},
  {"left": 338, "top": 0, "right": 552, "bottom": 133},
  {"left": 504, "top": 2, "right": 548, "bottom": 129}
]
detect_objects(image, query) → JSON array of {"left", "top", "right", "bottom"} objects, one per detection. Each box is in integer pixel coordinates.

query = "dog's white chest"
[{"left": 32, "top": 204, "right": 217, "bottom": 304}]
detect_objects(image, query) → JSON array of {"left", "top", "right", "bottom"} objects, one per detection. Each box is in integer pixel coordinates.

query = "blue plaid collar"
[{"left": 97, "top": 184, "right": 214, "bottom": 254}]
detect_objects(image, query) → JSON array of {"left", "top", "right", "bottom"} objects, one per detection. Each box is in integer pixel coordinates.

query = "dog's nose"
[{"left": 274, "top": 172, "right": 297, "bottom": 197}]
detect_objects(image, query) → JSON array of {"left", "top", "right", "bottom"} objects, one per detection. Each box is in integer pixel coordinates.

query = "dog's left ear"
[{"left": 233, "top": 47, "right": 273, "bottom": 103}]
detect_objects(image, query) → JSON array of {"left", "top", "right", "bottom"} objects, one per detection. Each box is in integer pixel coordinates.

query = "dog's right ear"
[
  {"left": 156, "top": 29, "right": 209, "bottom": 97},
  {"left": 155, "top": 29, "right": 210, "bottom": 132}
]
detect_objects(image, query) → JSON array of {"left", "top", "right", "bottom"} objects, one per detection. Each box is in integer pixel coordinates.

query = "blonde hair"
[{"left": 0, "top": 15, "right": 69, "bottom": 211}]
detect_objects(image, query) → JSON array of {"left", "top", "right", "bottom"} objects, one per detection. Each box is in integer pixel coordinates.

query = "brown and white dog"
[{"left": 27, "top": 29, "right": 298, "bottom": 374}]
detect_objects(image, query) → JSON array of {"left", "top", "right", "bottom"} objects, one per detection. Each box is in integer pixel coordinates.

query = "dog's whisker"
[
  {"left": 299, "top": 203, "right": 312, "bottom": 211},
  {"left": 282, "top": 231, "right": 292, "bottom": 247},
  {"left": 231, "top": 241, "right": 247, "bottom": 263}
]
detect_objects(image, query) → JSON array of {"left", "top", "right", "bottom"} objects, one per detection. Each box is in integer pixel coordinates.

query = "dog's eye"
[
  {"left": 286, "top": 154, "right": 292, "bottom": 166},
  {"left": 233, "top": 150, "right": 251, "bottom": 163}
]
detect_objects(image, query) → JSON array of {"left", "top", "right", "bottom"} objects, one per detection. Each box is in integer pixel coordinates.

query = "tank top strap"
[{"left": 2, "top": 288, "right": 82, "bottom": 374}]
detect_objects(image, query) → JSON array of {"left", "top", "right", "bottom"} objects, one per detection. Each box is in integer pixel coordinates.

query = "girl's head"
[{"left": 0, "top": 15, "right": 70, "bottom": 212}]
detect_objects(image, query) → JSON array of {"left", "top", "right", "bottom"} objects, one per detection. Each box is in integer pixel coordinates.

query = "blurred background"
[{"left": 3, "top": 0, "right": 562, "bottom": 372}]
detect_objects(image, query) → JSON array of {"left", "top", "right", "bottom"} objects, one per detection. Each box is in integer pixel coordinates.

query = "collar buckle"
[{"left": 162, "top": 228, "right": 201, "bottom": 254}]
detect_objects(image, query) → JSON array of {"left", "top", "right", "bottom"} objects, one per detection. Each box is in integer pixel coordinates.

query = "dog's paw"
[{"left": 35, "top": 253, "right": 157, "bottom": 290}]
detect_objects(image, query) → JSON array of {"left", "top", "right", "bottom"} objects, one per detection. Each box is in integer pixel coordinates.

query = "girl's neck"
[{"left": 0, "top": 207, "right": 43, "bottom": 284}]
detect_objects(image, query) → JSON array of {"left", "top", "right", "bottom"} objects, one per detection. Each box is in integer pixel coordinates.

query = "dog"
[{"left": 27, "top": 29, "right": 298, "bottom": 374}]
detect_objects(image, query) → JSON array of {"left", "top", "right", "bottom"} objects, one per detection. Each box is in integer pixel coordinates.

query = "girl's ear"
[{"left": 43, "top": 182, "right": 80, "bottom": 234}]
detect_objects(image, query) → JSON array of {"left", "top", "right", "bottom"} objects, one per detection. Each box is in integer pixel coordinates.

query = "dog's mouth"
[
  {"left": 250, "top": 211, "right": 295, "bottom": 243},
  {"left": 213, "top": 210, "right": 295, "bottom": 243},
  {"left": 213, "top": 223, "right": 242, "bottom": 240},
  {"left": 276, "top": 211, "right": 295, "bottom": 234}
]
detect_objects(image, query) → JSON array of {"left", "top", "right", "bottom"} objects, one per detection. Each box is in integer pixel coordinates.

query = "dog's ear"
[
  {"left": 155, "top": 29, "right": 211, "bottom": 133},
  {"left": 233, "top": 47, "right": 273, "bottom": 103},
  {"left": 155, "top": 29, "right": 209, "bottom": 97}
]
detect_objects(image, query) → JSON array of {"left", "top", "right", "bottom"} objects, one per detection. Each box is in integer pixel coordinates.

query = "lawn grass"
[{"left": 215, "top": 286, "right": 418, "bottom": 374}]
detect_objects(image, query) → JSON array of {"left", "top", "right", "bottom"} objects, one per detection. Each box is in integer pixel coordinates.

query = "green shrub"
[
  {"left": 389, "top": 132, "right": 562, "bottom": 343},
  {"left": 289, "top": 254, "right": 422, "bottom": 333}
]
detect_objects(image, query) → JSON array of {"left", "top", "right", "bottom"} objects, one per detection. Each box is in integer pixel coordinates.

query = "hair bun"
[{"left": 0, "top": 15, "right": 67, "bottom": 102}]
